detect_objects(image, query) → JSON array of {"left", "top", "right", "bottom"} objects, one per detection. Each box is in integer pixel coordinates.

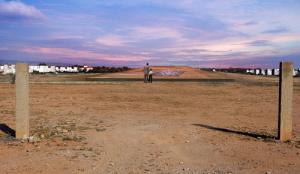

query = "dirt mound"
[
  {"left": 154, "top": 70, "right": 184, "bottom": 77},
  {"left": 92, "top": 66, "right": 227, "bottom": 79}
]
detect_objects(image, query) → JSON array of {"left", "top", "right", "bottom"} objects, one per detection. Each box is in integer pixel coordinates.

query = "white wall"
[
  {"left": 2, "top": 64, "right": 15, "bottom": 74},
  {"left": 255, "top": 69, "right": 260, "bottom": 75},
  {"left": 244, "top": 68, "right": 298, "bottom": 76},
  {"left": 273, "top": 69, "right": 280, "bottom": 76},
  {"left": 56, "top": 66, "right": 79, "bottom": 73},
  {"left": 266, "top": 69, "right": 272, "bottom": 76},
  {"left": 29, "top": 65, "right": 39, "bottom": 73},
  {"left": 0, "top": 65, "right": 4, "bottom": 72},
  {"left": 37, "top": 65, "right": 56, "bottom": 73},
  {"left": 2, "top": 64, "right": 81, "bottom": 74}
]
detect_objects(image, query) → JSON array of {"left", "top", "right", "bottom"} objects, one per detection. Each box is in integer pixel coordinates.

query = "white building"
[
  {"left": 272, "top": 69, "right": 280, "bottom": 76},
  {"left": 1, "top": 64, "right": 81, "bottom": 74},
  {"left": 266, "top": 69, "right": 272, "bottom": 76},
  {"left": 29, "top": 65, "right": 56, "bottom": 73},
  {"left": 248, "top": 69, "right": 254, "bottom": 74},
  {"left": 66, "top": 66, "right": 79, "bottom": 73},
  {"left": 2, "top": 64, "right": 16, "bottom": 74},
  {"left": 232, "top": 68, "right": 299, "bottom": 77},
  {"left": 56, "top": 66, "right": 66, "bottom": 72},
  {"left": 255, "top": 69, "right": 260, "bottom": 75},
  {"left": 246, "top": 69, "right": 255, "bottom": 74},
  {"left": 29, "top": 65, "right": 39, "bottom": 73},
  {"left": 40, "top": 65, "right": 56, "bottom": 73},
  {"left": 0, "top": 65, "right": 4, "bottom": 73},
  {"left": 56, "top": 66, "right": 79, "bottom": 73},
  {"left": 80, "top": 65, "right": 93, "bottom": 72}
]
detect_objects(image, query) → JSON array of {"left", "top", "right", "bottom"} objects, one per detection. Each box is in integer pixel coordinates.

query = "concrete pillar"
[
  {"left": 16, "top": 63, "right": 29, "bottom": 139},
  {"left": 278, "top": 62, "right": 293, "bottom": 141}
]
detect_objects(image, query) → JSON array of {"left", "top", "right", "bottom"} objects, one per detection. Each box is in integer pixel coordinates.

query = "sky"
[{"left": 0, "top": 0, "right": 300, "bottom": 68}]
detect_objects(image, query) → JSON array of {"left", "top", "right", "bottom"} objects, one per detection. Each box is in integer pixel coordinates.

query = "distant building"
[
  {"left": 56, "top": 66, "right": 79, "bottom": 73},
  {"left": 0, "top": 65, "right": 4, "bottom": 73},
  {"left": 40, "top": 65, "right": 56, "bottom": 73},
  {"left": 30, "top": 65, "right": 56, "bottom": 73},
  {"left": 255, "top": 69, "right": 260, "bottom": 75},
  {"left": 272, "top": 69, "right": 280, "bottom": 76},
  {"left": 80, "top": 65, "right": 93, "bottom": 72},
  {"left": 1, "top": 64, "right": 82, "bottom": 74},
  {"left": 246, "top": 69, "right": 255, "bottom": 74},
  {"left": 213, "top": 67, "right": 299, "bottom": 77},
  {"left": 29, "top": 65, "right": 39, "bottom": 73},
  {"left": 66, "top": 66, "right": 79, "bottom": 73},
  {"left": 56, "top": 66, "right": 66, "bottom": 72},
  {"left": 2, "top": 64, "right": 15, "bottom": 74},
  {"left": 266, "top": 69, "right": 272, "bottom": 76}
]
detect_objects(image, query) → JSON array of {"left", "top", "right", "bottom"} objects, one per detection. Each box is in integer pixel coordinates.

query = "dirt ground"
[{"left": 0, "top": 68, "right": 300, "bottom": 174}]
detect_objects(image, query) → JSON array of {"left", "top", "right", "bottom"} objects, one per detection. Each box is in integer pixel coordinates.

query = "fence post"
[
  {"left": 16, "top": 63, "right": 29, "bottom": 139},
  {"left": 278, "top": 62, "right": 293, "bottom": 141}
]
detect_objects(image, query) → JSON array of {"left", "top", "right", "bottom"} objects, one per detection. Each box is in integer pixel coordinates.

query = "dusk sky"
[{"left": 0, "top": 0, "right": 299, "bottom": 68}]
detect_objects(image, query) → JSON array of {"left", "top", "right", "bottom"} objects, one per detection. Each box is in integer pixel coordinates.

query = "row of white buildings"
[
  {"left": 245, "top": 68, "right": 300, "bottom": 76},
  {"left": 0, "top": 64, "right": 93, "bottom": 74}
]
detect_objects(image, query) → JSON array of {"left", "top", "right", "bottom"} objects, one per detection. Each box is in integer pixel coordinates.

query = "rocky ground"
[{"left": 0, "top": 68, "right": 300, "bottom": 174}]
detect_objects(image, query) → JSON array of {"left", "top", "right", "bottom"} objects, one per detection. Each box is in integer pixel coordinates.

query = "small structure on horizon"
[
  {"left": 30, "top": 65, "right": 56, "bottom": 73},
  {"left": 1, "top": 64, "right": 16, "bottom": 74},
  {"left": 0, "top": 64, "right": 80, "bottom": 74},
  {"left": 273, "top": 69, "right": 280, "bottom": 76},
  {"left": 56, "top": 66, "right": 79, "bottom": 73},
  {"left": 244, "top": 67, "right": 298, "bottom": 77},
  {"left": 266, "top": 69, "right": 272, "bottom": 76},
  {"left": 80, "top": 65, "right": 93, "bottom": 72},
  {"left": 255, "top": 69, "right": 260, "bottom": 75}
]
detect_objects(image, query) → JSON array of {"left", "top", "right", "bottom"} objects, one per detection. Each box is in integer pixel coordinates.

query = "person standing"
[
  {"left": 148, "top": 68, "right": 153, "bottom": 83},
  {"left": 143, "top": 62, "right": 150, "bottom": 83}
]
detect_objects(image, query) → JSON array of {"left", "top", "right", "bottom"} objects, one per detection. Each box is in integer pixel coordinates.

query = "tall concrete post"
[
  {"left": 16, "top": 63, "right": 29, "bottom": 139},
  {"left": 278, "top": 62, "right": 293, "bottom": 141}
]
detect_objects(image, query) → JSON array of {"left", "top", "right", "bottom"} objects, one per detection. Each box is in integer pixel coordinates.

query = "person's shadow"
[
  {"left": 192, "top": 123, "right": 276, "bottom": 140},
  {"left": 0, "top": 124, "right": 16, "bottom": 137}
]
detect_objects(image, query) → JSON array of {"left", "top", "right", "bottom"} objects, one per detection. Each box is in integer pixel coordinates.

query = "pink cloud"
[
  {"left": 0, "top": 1, "right": 45, "bottom": 20},
  {"left": 20, "top": 47, "right": 149, "bottom": 62},
  {"left": 132, "top": 26, "right": 183, "bottom": 40},
  {"left": 95, "top": 35, "right": 126, "bottom": 47}
]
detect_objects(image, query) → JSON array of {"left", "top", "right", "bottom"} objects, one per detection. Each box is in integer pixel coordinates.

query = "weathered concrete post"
[
  {"left": 278, "top": 62, "right": 293, "bottom": 141},
  {"left": 16, "top": 63, "right": 29, "bottom": 139}
]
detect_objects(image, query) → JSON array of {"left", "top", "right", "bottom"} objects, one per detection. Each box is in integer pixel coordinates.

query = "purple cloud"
[
  {"left": 0, "top": 1, "right": 45, "bottom": 21},
  {"left": 262, "top": 27, "right": 289, "bottom": 34},
  {"left": 246, "top": 40, "right": 272, "bottom": 47},
  {"left": 243, "top": 21, "right": 258, "bottom": 26}
]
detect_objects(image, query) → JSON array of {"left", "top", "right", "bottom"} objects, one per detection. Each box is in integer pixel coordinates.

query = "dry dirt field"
[{"left": 0, "top": 67, "right": 300, "bottom": 174}]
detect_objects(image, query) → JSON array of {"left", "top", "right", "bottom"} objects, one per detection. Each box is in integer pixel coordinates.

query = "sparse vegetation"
[{"left": 87, "top": 66, "right": 130, "bottom": 73}]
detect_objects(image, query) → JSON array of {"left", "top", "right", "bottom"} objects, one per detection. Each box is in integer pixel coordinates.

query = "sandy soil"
[
  {"left": 0, "top": 69, "right": 300, "bottom": 174},
  {"left": 86, "top": 66, "right": 278, "bottom": 80}
]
